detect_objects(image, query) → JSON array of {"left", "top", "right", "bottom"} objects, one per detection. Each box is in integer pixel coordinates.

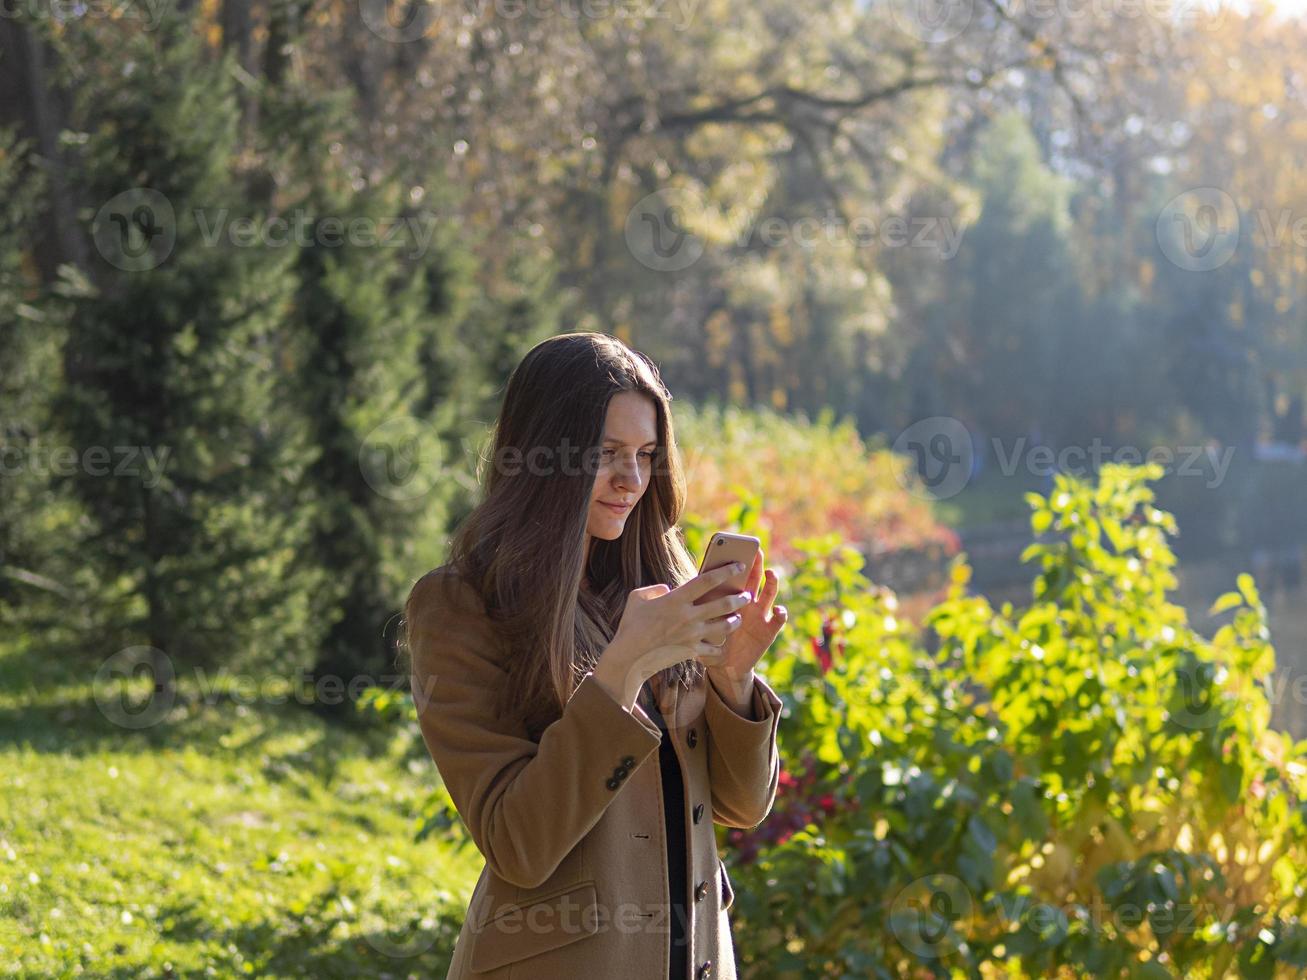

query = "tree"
[
  {"left": 252, "top": 73, "right": 562, "bottom": 697},
  {"left": 0, "top": 128, "right": 82, "bottom": 631},
  {"left": 50, "top": 18, "right": 328, "bottom": 677}
]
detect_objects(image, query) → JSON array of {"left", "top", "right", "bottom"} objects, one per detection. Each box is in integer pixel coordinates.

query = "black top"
[{"left": 640, "top": 684, "right": 689, "bottom": 980}]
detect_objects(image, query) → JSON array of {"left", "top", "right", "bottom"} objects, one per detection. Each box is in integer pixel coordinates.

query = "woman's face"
[{"left": 586, "top": 391, "right": 658, "bottom": 543}]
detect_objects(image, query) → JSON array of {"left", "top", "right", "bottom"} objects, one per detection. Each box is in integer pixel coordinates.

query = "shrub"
[
  {"left": 674, "top": 401, "right": 959, "bottom": 567},
  {"left": 723, "top": 462, "right": 1307, "bottom": 978}
]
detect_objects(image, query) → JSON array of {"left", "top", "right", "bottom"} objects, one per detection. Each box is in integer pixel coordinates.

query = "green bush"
[
  {"left": 722, "top": 461, "right": 1307, "bottom": 978},
  {"left": 376, "top": 462, "right": 1307, "bottom": 977}
]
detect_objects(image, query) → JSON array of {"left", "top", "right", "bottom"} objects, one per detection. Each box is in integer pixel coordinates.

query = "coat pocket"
[
  {"left": 469, "top": 879, "right": 599, "bottom": 973},
  {"left": 718, "top": 859, "right": 735, "bottom": 911}
]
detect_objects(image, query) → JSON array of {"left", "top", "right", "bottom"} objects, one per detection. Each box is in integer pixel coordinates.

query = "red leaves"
[
  {"left": 727, "top": 751, "right": 857, "bottom": 865},
  {"left": 808, "top": 611, "right": 845, "bottom": 674}
]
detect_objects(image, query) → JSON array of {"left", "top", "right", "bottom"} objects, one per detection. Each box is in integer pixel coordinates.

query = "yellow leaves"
[
  {"left": 1256, "top": 839, "right": 1274, "bottom": 864},
  {"left": 1210, "top": 830, "right": 1229, "bottom": 863},
  {"left": 1176, "top": 822, "right": 1194, "bottom": 852}
]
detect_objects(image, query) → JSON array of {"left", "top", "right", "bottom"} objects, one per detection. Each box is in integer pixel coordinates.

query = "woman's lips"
[{"left": 600, "top": 501, "right": 631, "bottom": 514}]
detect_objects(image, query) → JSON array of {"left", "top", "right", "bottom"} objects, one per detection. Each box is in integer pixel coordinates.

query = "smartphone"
[{"left": 693, "top": 531, "right": 760, "bottom": 617}]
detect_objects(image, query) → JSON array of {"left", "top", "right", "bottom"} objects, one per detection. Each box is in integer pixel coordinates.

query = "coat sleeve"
[
  {"left": 703, "top": 671, "right": 784, "bottom": 829},
  {"left": 407, "top": 569, "right": 664, "bottom": 889}
]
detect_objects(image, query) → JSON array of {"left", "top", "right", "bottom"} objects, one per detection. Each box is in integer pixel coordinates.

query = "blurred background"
[{"left": 2, "top": 0, "right": 1307, "bottom": 976}]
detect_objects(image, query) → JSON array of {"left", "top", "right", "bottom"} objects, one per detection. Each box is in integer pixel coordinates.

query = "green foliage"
[
  {"left": 0, "top": 128, "right": 86, "bottom": 631},
  {"left": 723, "top": 462, "right": 1307, "bottom": 978},
  {"left": 253, "top": 74, "right": 473, "bottom": 690},
  {"left": 47, "top": 22, "right": 328, "bottom": 674}
]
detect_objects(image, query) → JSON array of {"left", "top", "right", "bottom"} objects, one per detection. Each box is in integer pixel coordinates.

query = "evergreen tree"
[
  {"left": 50, "top": 19, "right": 327, "bottom": 676},
  {"left": 0, "top": 128, "right": 80, "bottom": 634},
  {"left": 254, "top": 80, "right": 560, "bottom": 700}
]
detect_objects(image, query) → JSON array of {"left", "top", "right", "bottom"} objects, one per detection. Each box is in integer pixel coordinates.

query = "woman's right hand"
[{"left": 592, "top": 563, "right": 753, "bottom": 709}]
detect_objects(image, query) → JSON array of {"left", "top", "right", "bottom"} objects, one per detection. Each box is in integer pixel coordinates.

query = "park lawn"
[{"left": 0, "top": 635, "right": 479, "bottom": 978}]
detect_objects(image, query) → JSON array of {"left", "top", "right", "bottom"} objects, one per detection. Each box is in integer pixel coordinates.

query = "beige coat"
[{"left": 407, "top": 566, "right": 783, "bottom": 980}]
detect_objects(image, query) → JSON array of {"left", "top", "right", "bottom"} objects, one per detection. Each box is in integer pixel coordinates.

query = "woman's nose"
[{"left": 614, "top": 455, "right": 642, "bottom": 490}]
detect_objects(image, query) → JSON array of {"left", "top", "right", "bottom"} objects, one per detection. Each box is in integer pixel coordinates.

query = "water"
[{"left": 1173, "top": 546, "right": 1307, "bottom": 740}]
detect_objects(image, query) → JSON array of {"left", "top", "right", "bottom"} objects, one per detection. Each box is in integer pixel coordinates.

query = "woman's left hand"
[{"left": 705, "top": 548, "right": 787, "bottom": 710}]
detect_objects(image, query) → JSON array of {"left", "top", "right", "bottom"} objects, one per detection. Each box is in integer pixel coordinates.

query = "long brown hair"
[{"left": 404, "top": 331, "right": 702, "bottom": 737}]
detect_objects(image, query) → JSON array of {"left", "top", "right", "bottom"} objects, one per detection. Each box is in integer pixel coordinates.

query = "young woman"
[{"left": 404, "top": 332, "right": 789, "bottom": 980}]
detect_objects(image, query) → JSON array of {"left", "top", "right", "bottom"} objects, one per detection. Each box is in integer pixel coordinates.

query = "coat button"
[
  {"left": 695, "top": 880, "right": 709, "bottom": 902},
  {"left": 621, "top": 755, "right": 635, "bottom": 769},
  {"left": 606, "top": 777, "right": 620, "bottom": 790},
  {"left": 692, "top": 802, "right": 704, "bottom": 824},
  {"left": 616, "top": 767, "right": 629, "bottom": 781},
  {"left": 697, "top": 961, "right": 713, "bottom": 979},
  {"left": 687, "top": 728, "right": 698, "bottom": 748}
]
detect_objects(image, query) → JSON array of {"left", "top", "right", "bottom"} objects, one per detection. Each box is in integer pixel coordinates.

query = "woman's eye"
[{"left": 639, "top": 451, "right": 654, "bottom": 460}]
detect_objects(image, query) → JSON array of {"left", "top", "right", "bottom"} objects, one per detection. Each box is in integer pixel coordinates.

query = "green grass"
[{"left": 0, "top": 635, "right": 479, "bottom": 978}]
